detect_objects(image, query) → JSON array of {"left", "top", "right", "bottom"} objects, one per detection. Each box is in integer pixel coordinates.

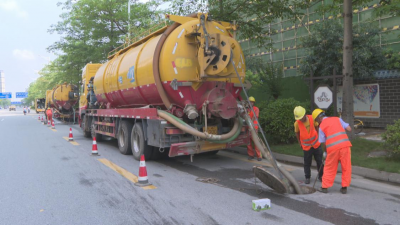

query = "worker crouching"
[
  {"left": 312, "top": 109, "right": 352, "bottom": 194},
  {"left": 294, "top": 106, "right": 324, "bottom": 184},
  {"left": 247, "top": 97, "right": 262, "bottom": 161}
]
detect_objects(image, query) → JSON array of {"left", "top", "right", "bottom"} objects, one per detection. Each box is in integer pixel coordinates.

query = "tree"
[
  {"left": 47, "top": 0, "right": 163, "bottom": 87},
  {"left": 299, "top": 20, "right": 386, "bottom": 79},
  {"left": 374, "top": 0, "right": 400, "bottom": 17},
  {"left": 246, "top": 59, "right": 284, "bottom": 100},
  {"left": 167, "top": 0, "right": 310, "bottom": 48},
  {"left": 0, "top": 99, "right": 11, "bottom": 108}
]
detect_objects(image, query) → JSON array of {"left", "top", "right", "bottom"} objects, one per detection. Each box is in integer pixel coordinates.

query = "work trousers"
[
  {"left": 303, "top": 146, "right": 324, "bottom": 179},
  {"left": 247, "top": 139, "right": 261, "bottom": 158},
  {"left": 322, "top": 147, "right": 352, "bottom": 188}
]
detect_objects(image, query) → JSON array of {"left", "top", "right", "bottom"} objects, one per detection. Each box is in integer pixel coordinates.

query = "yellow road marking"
[
  {"left": 63, "top": 137, "right": 79, "bottom": 145},
  {"left": 49, "top": 128, "right": 57, "bottom": 132},
  {"left": 98, "top": 158, "right": 156, "bottom": 190},
  {"left": 219, "top": 151, "right": 295, "bottom": 172},
  {"left": 40, "top": 209, "right": 44, "bottom": 212}
]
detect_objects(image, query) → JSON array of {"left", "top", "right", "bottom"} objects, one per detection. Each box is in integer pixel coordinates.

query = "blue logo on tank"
[
  {"left": 118, "top": 76, "right": 123, "bottom": 84},
  {"left": 127, "top": 66, "right": 135, "bottom": 83}
]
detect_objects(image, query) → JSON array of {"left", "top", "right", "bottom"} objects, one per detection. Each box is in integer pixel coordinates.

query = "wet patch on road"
[
  {"left": 61, "top": 157, "right": 70, "bottom": 161},
  {"left": 390, "top": 194, "right": 400, "bottom": 200},
  {"left": 153, "top": 174, "right": 163, "bottom": 177},
  {"left": 385, "top": 198, "right": 400, "bottom": 204},
  {"left": 261, "top": 212, "right": 283, "bottom": 222},
  {"left": 80, "top": 177, "right": 95, "bottom": 187},
  {"left": 159, "top": 158, "right": 378, "bottom": 225}
]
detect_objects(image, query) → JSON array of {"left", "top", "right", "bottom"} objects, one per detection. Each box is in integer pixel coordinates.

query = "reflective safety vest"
[
  {"left": 298, "top": 115, "right": 320, "bottom": 151},
  {"left": 320, "top": 117, "right": 352, "bottom": 152},
  {"left": 249, "top": 106, "right": 259, "bottom": 130}
]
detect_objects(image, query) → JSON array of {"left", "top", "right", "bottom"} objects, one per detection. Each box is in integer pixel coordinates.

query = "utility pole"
[{"left": 342, "top": 0, "right": 354, "bottom": 138}]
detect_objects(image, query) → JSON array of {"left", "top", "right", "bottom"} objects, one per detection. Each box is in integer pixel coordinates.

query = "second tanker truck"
[{"left": 79, "top": 13, "right": 251, "bottom": 161}]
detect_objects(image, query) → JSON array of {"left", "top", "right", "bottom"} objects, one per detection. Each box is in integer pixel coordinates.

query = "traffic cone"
[
  {"left": 135, "top": 155, "right": 152, "bottom": 187},
  {"left": 47, "top": 120, "right": 51, "bottom": 127},
  {"left": 91, "top": 137, "right": 99, "bottom": 155},
  {"left": 51, "top": 120, "right": 55, "bottom": 129},
  {"left": 68, "top": 128, "right": 73, "bottom": 141},
  {"left": 41, "top": 116, "right": 44, "bottom": 122},
  {"left": 38, "top": 116, "right": 40, "bottom": 121}
]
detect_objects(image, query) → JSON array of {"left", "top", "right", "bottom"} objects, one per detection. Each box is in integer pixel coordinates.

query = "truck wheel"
[
  {"left": 118, "top": 120, "right": 133, "bottom": 155},
  {"left": 91, "top": 119, "right": 103, "bottom": 141},
  {"left": 131, "top": 122, "right": 153, "bottom": 161},
  {"left": 81, "top": 116, "right": 91, "bottom": 138}
]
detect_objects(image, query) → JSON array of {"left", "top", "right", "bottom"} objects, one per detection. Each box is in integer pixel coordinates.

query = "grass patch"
[{"left": 270, "top": 138, "right": 400, "bottom": 174}]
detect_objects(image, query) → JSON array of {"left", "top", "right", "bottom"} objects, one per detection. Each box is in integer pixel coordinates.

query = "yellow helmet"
[
  {"left": 312, "top": 108, "right": 325, "bottom": 120},
  {"left": 294, "top": 106, "right": 306, "bottom": 120},
  {"left": 249, "top": 96, "right": 256, "bottom": 102}
]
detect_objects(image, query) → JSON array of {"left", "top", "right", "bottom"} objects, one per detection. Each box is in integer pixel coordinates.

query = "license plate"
[{"left": 203, "top": 126, "right": 218, "bottom": 135}]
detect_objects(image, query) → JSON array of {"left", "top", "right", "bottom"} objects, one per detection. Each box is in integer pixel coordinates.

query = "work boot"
[
  {"left": 340, "top": 187, "right": 347, "bottom": 194},
  {"left": 317, "top": 187, "right": 328, "bottom": 193},
  {"left": 248, "top": 156, "right": 254, "bottom": 160},
  {"left": 257, "top": 158, "right": 262, "bottom": 161},
  {"left": 318, "top": 177, "right": 322, "bottom": 182},
  {"left": 305, "top": 178, "right": 310, "bottom": 184}
]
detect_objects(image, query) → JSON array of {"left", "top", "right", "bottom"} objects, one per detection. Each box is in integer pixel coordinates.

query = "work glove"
[{"left": 323, "top": 152, "right": 327, "bottom": 159}]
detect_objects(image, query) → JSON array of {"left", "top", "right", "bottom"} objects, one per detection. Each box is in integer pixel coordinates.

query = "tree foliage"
[
  {"left": 246, "top": 58, "right": 284, "bottom": 100},
  {"left": 27, "top": 0, "right": 164, "bottom": 103},
  {"left": 298, "top": 19, "right": 387, "bottom": 78},
  {"left": 167, "top": 0, "right": 310, "bottom": 48}
]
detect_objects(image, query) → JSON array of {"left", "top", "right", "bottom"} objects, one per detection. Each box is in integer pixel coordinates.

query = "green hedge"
[
  {"left": 382, "top": 119, "right": 400, "bottom": 157},
  {"left": 258, "top": 98, "right": 310, "bottom": 144}
]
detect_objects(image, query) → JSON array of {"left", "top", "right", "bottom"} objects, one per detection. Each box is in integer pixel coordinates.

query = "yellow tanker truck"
[
  {"left": 80, "top": 13, "right": 250, "bottom": 161},
  {"left": 45, "top": 83, "right": 79, "bottom": 120}
]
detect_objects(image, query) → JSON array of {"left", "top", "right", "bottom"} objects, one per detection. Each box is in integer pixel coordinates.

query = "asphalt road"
[{"left": 0, "top": 109, "right": 399, "bottom": 225}]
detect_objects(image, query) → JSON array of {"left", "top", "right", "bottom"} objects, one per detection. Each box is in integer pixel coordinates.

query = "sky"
[{"left": 0, "top": 0, "right": 63, "bottom": 103}]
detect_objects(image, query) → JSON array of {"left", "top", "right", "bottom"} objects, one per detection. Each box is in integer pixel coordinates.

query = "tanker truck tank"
[
  {"left": 93, "top": 13, "right": 246, "bottom": 120},
  {"left": 45, "top": 83, "right": 79, "bottom": 119}
]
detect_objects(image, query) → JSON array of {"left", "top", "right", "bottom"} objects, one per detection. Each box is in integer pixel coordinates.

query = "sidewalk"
[{"left": 227, "top": 146, "right": 400, "bottom": 185}]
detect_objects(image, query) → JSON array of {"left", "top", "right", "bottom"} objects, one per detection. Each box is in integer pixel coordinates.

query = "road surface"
[{"left": 0, "top": 109, "right": 399, "bottom": 224}]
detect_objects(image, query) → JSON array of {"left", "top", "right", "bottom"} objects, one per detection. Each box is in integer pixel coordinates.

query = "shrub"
[
  {"left": 382, "top": 119, "right": 400, "bottom": 156},
  {"left": 258, "top": 98, "right": 309, "bottom": 144}
]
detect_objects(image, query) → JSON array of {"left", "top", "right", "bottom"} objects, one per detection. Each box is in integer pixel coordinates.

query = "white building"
[{"left": 0, "top": 70, "right": 5, "bottom": 93}]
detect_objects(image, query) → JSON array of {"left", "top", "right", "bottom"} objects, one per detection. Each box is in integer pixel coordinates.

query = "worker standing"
[
  {"left": 46, "top": 108, "right": 53, "bottom": 125},
  {"left": 293, "top": 106, "right": 324, "bottom": 184},
  {"left": 247, "top": 97, "right": 262, "bottom": 161},
  {"left": 312, "top": 109, "right": 352, "bottom": 194}
]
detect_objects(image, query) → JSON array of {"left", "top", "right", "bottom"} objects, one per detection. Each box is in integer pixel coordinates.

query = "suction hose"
[
  {"left": 157, "top": 110, "right": 241, "bottom": 142},
  {"left": 243, "top": 115, "right": 302, "bottom": 194},
  {"left": 229, "top": 49, "right": 302, "bottom": 194}
]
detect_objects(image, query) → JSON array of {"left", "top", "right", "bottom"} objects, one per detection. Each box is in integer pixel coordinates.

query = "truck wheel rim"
[
  {"left": 119, "top": 129, "right": 125, "bottom": 147},
  {"left": 133, "top": 131, "right": 139, "bottom": 153}
]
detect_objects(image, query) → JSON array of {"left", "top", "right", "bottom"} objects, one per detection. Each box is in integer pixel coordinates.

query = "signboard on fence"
[
  {"left": 0, "top": 92, "right": 12, "bottom": 99},
  {"left": 337, "top": 83, "right": 380, "bottom": 118}
]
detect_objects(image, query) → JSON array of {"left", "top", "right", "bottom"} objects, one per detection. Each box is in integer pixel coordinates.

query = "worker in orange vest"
[
  {"left": 312, "top": 108, "right": 352, "bottom": 194},
  {"left": 46, "top": 108, "right": 53, "bottom": 125},
  {"left": 247, "top": 97, "right": 262, "bottom": 161},
  {"left": 294, "top": 106, "right": 324, "bottom": 184}
]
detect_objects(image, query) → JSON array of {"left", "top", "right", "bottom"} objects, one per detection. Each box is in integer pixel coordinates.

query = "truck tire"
[
  {"left": 131, "top": 122, "right": 153, "bottom": 161},
  {"left": 118, "top": 120, "right": 133, "bottom": 155},
  {"left": 81, "top": 116, "right": 91, "bottom": 138},
  {"left": 91, "top": 119, "right": 103, "bottom": 141}
]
